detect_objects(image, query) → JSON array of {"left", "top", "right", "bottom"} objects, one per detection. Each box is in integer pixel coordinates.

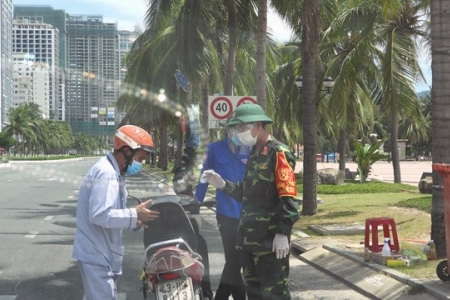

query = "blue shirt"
[
  {"left": 72, "top": 153, "right": 138, "bottom": 275},
  {"left": 195, "top": 138, "right": 249, "bottom": 219}
]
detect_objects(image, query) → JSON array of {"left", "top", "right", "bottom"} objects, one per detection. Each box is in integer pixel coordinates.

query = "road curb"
[
  {"left": 322, "top": 244, "right": 450, "bottom": 300},
  {"left": 292, "top": 241, "right": 449, "bottom": 300}
]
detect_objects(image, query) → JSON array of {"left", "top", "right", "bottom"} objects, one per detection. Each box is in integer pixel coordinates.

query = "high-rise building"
[
  {"left": 12, "top": 7, "right": 124, "bottom": 142},
  {"left": 66, "top": 15, "right": 119, "bottom": 141},
  {"left": 13, "top": 5, "right": 66, "bottom": 70},
  {"left": 117, "top": 29, "right": 138, "bottom": 122},
  {"left": 117, "top": 29, "right": 138, "bottom": 78},
  {"left": 13, "top": 53, "right": 50, "bottom": 118},
  {"left": 12, "top": 19, "right": 59, "bottom": 120},
  {"left": 0, "top": 0, "right": 13, "bottom": 131},
  {"left": 13, "top": 5, "right": 66, "bottom": 121}
]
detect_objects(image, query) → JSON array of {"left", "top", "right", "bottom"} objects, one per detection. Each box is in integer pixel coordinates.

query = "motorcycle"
[
  {"left": 137, "top": 154, "right": 215, "bottom": 299},
  {"left": 141, "top": 194, "right": 206, "bottom": 299}
]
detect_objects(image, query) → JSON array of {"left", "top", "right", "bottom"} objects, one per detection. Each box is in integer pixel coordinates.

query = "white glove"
[
  {"left": 201, "top": 170, "right": 226, "bottom": 189},
  {"left": 272, "top": 233, "right": 289, "bottom": 259}
]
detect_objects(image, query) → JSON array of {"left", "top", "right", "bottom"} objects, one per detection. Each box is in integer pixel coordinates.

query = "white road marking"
[
  {"left": 0, "top": 296, "right": 17, "bottom": 299},
  {"left": 68, "top": 195, "right": 74, "bottom": 199},
  {"left": 24, "top": 231, "right": 38, "bottom": 238},
  {"left": 44, "top": 216, "right": 54, "bottom": 221},
  {"left": 83, "top": 293, "right": 126, "bottom": 300}
]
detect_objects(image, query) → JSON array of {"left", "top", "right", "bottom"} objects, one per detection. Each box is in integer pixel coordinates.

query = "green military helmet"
[
  {"left": 227, "top": 103, "right": 273, "bottom": 126},
  {"left": 218, "top": 115, "right": 234, "bottom": 127}
]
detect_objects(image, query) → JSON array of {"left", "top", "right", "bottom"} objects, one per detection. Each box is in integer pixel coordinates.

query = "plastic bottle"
[{"left": 382, "top": 237, "right": 391, "bottom": 256}]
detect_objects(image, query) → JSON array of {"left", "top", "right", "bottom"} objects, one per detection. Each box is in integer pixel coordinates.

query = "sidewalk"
[
  {"left": 292, "top": 235, "right": 450, "bottom": 299},
  {"left": 295, "top": 161, "right": 432, "bottom": 186}
]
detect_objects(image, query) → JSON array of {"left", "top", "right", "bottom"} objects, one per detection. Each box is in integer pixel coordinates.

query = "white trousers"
[{"left": 78, "top": 261, "right": 118, "bottom": 300}]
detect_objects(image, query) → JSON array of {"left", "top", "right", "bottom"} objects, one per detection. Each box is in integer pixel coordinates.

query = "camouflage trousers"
[{"left": 241, "top": 250, "right": 290, "bottom": 300}]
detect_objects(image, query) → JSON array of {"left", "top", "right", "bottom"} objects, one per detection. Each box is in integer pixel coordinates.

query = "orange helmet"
[{"left": 113, "top": 125, "right": 154, "bottom": 152}]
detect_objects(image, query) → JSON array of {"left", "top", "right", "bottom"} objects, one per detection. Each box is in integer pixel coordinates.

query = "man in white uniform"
[{"left": 73, "top": 125, "right": 160, "bottom": 300}]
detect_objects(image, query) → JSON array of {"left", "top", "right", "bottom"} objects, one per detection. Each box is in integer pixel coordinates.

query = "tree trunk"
[
  {"left": 256, "top": 0, "right": 267, "bottom": 110},
  {"left": 431, "top": 0, "right": 450, "bottom": 258},
  {"left": 201, "top": 80, "right": 210, "bottom": 146},
  {"left": 390, "top": 109, "right": 401, "bottom": 183},
  {"left": 176, "top": 124, "right": 183, "bottom": 164},
  {"left": 158, "top": 117, "right": 168, "bottom": 171},
  {"left": 224, "top": 0, "right": 237, "bottom": 96},
  {"left": 338, "top": 127, "right": 346, "bottom": 171},
  {"left": 301, "top": 0, "right": 320, "bottom": 216}
]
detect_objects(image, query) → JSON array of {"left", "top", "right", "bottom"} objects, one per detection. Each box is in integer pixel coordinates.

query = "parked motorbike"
[
  {"left": 141, "top": 194, "right": 205, "bottom": 299},
  {"left": 134, "top": 154, "right": 215, "bottom": 299}
]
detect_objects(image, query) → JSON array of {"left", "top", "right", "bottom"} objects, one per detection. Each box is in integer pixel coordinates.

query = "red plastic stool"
[{"left": 364, "top": 217, "right": 399, "bottom": 253}]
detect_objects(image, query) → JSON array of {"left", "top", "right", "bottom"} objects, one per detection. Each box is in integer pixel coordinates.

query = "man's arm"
[{"left": 274, "top": 150, "right": 300, "bottom": 235}]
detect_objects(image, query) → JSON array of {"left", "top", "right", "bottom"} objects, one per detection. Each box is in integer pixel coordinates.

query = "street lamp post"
[{"left": 295, "top": 76, "right": 335, "bottom": 105}]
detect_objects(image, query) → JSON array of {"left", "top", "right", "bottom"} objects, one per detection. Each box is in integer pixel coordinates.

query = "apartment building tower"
[
  {"left": 12, "top": 19, "right": 59, "bottom": 120},
  {"left": 14, "top": 5, "right": 66, "bottom": 121},
  {"left": 117, "top": 29, "right": 138, "bottom": 121},
  {"left": 66, "top": 15, "right": 119, "bottom": 141},
  {"left": 0, "top": 0, "right": 13, "bottom": 131},
  {"left": 13, "top": 53, "right": 50, "bottom": 118}
]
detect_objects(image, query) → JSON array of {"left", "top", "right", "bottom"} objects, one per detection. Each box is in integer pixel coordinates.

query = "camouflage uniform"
[{"left": 222, "top": 137, "right": 299, "bottom": 300}]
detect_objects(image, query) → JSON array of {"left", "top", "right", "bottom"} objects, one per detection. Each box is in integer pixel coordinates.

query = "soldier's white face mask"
[{"left": 236, "top": 124, "right": 257, "bottom": 146}]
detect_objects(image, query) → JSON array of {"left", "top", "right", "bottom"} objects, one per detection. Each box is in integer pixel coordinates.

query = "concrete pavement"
[
  {"left": 296, "top": 160, "right": 432, "bottom": 186},
  {"left": 292, "top": 235, "right": 450, "bottom": 299}
]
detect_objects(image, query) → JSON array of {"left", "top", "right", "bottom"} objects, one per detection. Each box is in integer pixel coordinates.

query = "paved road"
[
  {"left": 0, "top": 158, "right": 373, "bottom": 299},
  {"left": 297, "top": 160, "right": 432, "bottom": 186}
]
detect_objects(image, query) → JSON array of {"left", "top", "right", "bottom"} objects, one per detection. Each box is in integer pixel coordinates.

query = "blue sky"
[
  {"left": 13, "top": 0, "right": 431, "bottom": 92},
  {"left": 417, "top": 55, "right": 432, "bottom": 93}
]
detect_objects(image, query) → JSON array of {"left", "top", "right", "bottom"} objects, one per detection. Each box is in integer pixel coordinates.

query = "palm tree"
[
  {"left": 223, "top": 0, "right": 258, "bottom": 96},
  {"left": 4, "top": 103, "right": 41, "bottom": 154},
  {"left": 122, "top": 0, "right": 279, "bottom": 170},
  {"left": 300, "top": 0, "right": 321, "bottom": 215},
  {"left": 353, "top": 138, "right": 389, "bottom": 183},
  {"left": 373, "top": 0, "right": 429, "bottom": 183},
  {"left": 430, "top": 0, "right": 449, "bottom": 258},
  {"left": 256, "top": 0, "right": 268, "bottom": 110},
  {"left": 119, "top": 0, "right": 220, "bottom": 170},
  {"left": 321, "top": 0, "right": 380, "bottom": 172}
]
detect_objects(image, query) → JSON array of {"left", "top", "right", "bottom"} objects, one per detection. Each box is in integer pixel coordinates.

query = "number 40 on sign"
[{"left": 208, "top": 96, "right": 256, "bottom": 129}]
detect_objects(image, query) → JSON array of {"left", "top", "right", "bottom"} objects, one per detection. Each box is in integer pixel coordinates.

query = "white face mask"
[{"left": 237, "top": 128, "right": 257, "bottom": 146}]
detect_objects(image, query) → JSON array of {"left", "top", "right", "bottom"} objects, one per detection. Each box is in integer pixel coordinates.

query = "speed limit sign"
[
  {"left": 208, "top": 96, "right": 257, "bottom": 129},
  {"left": 209, "top": 97, "right": 233, "bottom": 119},
  {"left": 237, "top": 96, "right": 257, "bottom": 106}
]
